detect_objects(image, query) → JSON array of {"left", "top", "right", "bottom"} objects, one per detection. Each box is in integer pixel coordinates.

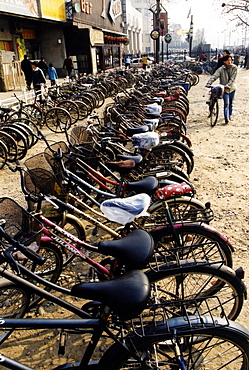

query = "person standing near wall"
[
  {"left": 62, "top": 54, "right": 74, "bottom": 78},
  {"left": 37, "top": 56, "right": 48, "bottom": 77},
  {"left": 21, "top": 54, "right": 33, "bottom": 90},
  {"left": 47, "top": 63, "right": 58, "bottom": 86},
  {"left": 31, "top": 61, "right": 46, "bottom": 93}
]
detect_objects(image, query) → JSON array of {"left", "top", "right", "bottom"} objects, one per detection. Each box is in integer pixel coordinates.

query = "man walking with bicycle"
[{"left": 206, "top": 55, "right": 237, "bottom": 124}]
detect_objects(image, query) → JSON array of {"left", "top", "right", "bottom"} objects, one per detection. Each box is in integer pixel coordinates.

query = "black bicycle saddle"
[
  {"left": 98, "top": 228, "right": 154, "bottom": 270},
  {"left": 71, "top": 269, "right": 150, "bottom": 319}
]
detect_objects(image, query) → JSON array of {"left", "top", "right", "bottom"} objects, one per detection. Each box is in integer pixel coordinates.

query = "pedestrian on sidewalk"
[
  {"left": 141, "top": 55, "right": 148, "bottom": 70},
  {"left": 31, "top": 61, "right": 46, "bottom": 94},
  {"left": 215, "top": 49, "right": 230, "bottom": 70},
  {"left": 37, "top": 56, "right": 48, "bottom": 77},
  {"left": 206, "top": 55, "right": 237, "bottom": 124},
  {"left": 21, "top": 55, "right": 33, "bottom": 90},
  {"left": 62, "top": 54, "right": 74, "bottom": 78},
  {"left": 47, "top": 63, "right": 58, "bottom": 86},
  {"left": 125, "top": 56, "right": 131, "bottom": 69}
]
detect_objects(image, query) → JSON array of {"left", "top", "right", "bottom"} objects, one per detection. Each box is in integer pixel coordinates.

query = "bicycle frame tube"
[
  {"left": 0, "top": 265, "right": 91, "bottom": 318},
  {"left": 38, "top": 218, "right": 112, "bottom": 277}
]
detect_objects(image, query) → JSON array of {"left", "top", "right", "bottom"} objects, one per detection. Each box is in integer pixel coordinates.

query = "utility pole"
[
  {"left": 149, "top": 0, "right": 166, "bottom": 64},
  {"left": 189, "top": 15, "right": 193, "bottom": 57}
]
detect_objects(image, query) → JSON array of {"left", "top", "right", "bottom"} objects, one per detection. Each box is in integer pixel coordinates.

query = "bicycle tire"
[
  {"left": 76, "top": 95, "right": 93, "bottom": 115},
  {"left": 210, "top": 98, "right": 219, "bottom": 127},
  {"left": 149, "top": 223, "right": 233, "bottom": 268},
  {"left": 162, "top": 108, "right": 186, "bottom": 122},
  {"left": 27, "top": 241, "right": 63, "bottom": 284},
  {"left": 0, "top": 140, "right": 8, "bottom": 170},
  {"left": 73, "top": 100, "right": 88, "bottom": 120},
  {"left": 92, "top": 89, "right": 105, "bottom": 108},
  {"left": 6, "top": 123, "right": 33, "bottom": 149},
  {"left": 100, "top": 317, "right": 249, "bottom": 369},
  {"left": 57, "top": 100, "right": 80, "bottom": 125},
  {"left": 0, "top": 131, "right": 18, "bottom": 162},
  {"left": 6, "top": 118, "right": 40, "bottom": 146},
  {"left": 5, "top": 110, "right": 30, "bottom": 122},
  {"left": 146, "top": 144, "right": 193, "bottom": 175},
  {"left": 21, "top": 104, "right": 43, "bottom": 126},
  {"left": 146, "top": 260, "right": 245, "bottom": 320},
  {"left": 0, "top": 281, "right": 30, "bottom": 345},
  {"left": 44, "top": 107, "right": 72, "bottom": 133},
  {"left": 0, "top": 126, "right": 28, "bottom": 160}
]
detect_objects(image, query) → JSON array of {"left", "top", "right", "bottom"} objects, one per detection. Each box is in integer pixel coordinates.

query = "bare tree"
[{"left": 221, "top": 0, "right": 249, "bottom": 26}]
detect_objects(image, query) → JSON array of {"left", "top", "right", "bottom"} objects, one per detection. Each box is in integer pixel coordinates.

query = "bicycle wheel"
[
  {"left": 57, "top": 100, "right": 80, "bottom": 125},
  {"left": 100, "top": 316, "right": 249, "bottom": 369},
  {"left": 44, "top": 107, "right": 72, "bottom": 133},
  {"left": 22, "top": 104, "right": 43, "bottom": 126},
  {"left": 5, "top": 110, "right": 30, "bottom": 122},
  {"left": 149, "top": 223, "right": 233, "bottom": 268},
  {"left": 73, "top": 100, "right": 88, "bottom": 120},
  {"left": 146, "top": 260, "right": 245, "bottom": 320},
  {"left": 6, "top": 123, "right": 33, "bottom": 149},
  {"left": 210, "top": 98, "right": 219, "bottom": 127},
  {"left": 0, "top": 126, "right": 28, "bottom": 160},
  {"left": 27, "top": 242, "right": 63, "bottom": 284},
  {"left": 0, "top": 281, "right": 30, "bottom": 345},
  {"left": 146, "top": 144, "right": 193, "bottom": 175}
]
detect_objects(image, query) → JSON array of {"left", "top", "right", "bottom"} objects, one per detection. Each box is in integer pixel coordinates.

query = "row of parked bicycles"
[{"left": 0, "top": 65, "right": 248, "bottom": 369}]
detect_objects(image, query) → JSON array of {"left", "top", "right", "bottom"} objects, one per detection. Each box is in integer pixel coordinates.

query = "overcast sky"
[{"left": 161, "top": 0, "right": 246, "bottom": 48}]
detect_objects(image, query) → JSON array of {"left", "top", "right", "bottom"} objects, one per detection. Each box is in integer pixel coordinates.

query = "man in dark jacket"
[
  {"left": 62, "top": 54, "right": 74, "bottom": 78},
  {"left": 37, "top": 56, "right": 48, "bottom": 77},
  {"left": 21, "top": 55, "right": 33, "bottom": 90},
  {"left": 31, "top": 62, "right": 46, "bottom": 93},
  {"left": 216, "top": 49, "right": 230, "bottom": 70}
]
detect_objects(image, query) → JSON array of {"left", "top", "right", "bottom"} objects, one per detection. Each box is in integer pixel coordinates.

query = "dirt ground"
[{"left": 0, "top": 68, "right": 249, "bottom": 368}]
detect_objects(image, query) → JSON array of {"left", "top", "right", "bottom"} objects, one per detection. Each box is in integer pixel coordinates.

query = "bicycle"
[
  {"left": 0, "top": 225, "right": 248, "bottom": 369},
  {"left": 22, "top": 146, "right": 237, "bottom": 269},
  {"left": 1, "top": 165, "right": 246, "bottom": 325},
  {"left": 206, "top": 85, "right": 224, "bottom": 127}
]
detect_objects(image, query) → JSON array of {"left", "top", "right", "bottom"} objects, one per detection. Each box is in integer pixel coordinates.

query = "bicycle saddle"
[
  {"left": 105, "top": 159, "right": 135, "bottom": 175},
  {"left": 127, "top": 176, "right": 158, "bottom": 195},
  {"left": 126, "top": 125, "right": 149, "bottom": 137},
  {"left": 71, "top": 270, "right": 150, "bottom": 319},
  {"left": 98, "top": 229, "right": 154, "bottom": 270},
  {"left": 0, "top": 107, "right": 11, "bottom": 113},
  {"left": 116, "top": 154, "right": 143, "bottom": 164},
  {"left": 147, "top": 97, "right": 164, "bottom": 104}
]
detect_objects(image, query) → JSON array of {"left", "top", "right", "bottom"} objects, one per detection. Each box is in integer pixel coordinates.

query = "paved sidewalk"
[{"left": 0, "top": 78, "right": 66, "bottom": 106}]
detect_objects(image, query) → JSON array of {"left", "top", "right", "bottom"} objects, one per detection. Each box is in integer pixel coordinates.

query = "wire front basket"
[{"left": 0, "top": 197, "right": 43, "bottom": 245}]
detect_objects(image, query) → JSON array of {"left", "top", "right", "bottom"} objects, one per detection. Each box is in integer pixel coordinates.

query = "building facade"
[
  {"left": 131, "top": 0, "right": 153, "bottom": 54},
  {"left": 0, "top": 0, "right": 128, "bottom": 90},
  {"left": 122, "top": 0, "right": 143, "bottom": 56}
]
